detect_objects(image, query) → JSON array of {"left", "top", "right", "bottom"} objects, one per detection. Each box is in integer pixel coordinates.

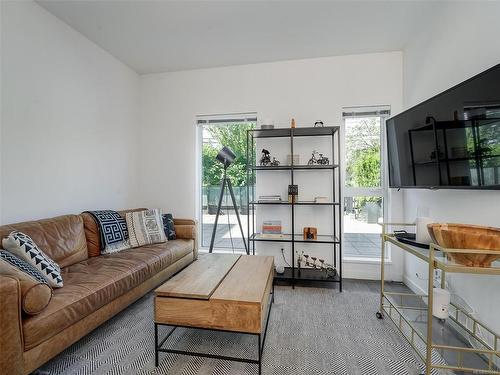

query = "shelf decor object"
[
  {"left": 378, "top": 222, "right": 500, "bottom": 375},
  {"left": 427, "top": 223, "right": 500, "bottom": 267},
  {"left": 287, "top": 184, "right": 298, "bottom": 203},
  {"left": 246, "top": 126, "right": 342, "bottom": 290},
  {"left": 303, "top": 227, "right": 318, "bottom": 240}
]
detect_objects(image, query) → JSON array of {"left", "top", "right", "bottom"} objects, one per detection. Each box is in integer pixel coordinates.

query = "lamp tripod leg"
[
  {"left": 227, "top": 178, "right": 248, "bottom": 254},
  {"left": 208, "top": 178, "right": 227, "bottom": 253}
]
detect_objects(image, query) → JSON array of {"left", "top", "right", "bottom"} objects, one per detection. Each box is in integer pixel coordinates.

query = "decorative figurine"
[
  {"left": 260, "top": 149, "right": 271, "bottom": 166},
  {"left": 319, "top": 259, "right": 325, "bottom": 269},
  {"left": 317, "top": 153, "right": 329, "bottom": 165},
  {"left": 307, "top": 150, "right": 330, "bottom": 165},
  {"left": 260, "top": 149, "right": 280, "bottom": 167},
  {"left": 291, "top": 118, "right": 296, "bottom": 128},
  {"left": 314, "top": 121, "right": 324, "bottom": 127},
  {"left": 301, "top": 252, "right": 337, "bottom": 278}
]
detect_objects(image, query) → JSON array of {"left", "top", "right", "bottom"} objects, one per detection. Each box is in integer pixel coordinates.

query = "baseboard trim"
[{"left": 403, "top": 274, "right": 427, "bottom": 295}]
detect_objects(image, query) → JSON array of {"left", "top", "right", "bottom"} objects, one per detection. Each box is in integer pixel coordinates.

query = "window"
[
  {"left": 197, "top": 113, "right": 256, "bottom": 252},
  {"left": 343, "top": 107, "right": 390, "bottom": 260}
]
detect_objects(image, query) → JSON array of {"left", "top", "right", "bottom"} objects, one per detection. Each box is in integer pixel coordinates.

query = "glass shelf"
[
  {"left": 250, "top": 201, "right": 339, "bottom": 206},
  {"left": 382, "top": 292, "right": 500, "bottom": 373},
  {"left": 250, "top": 233, "right": 339, "bottom": 244},
  {"left": 251, "top": 164, "right": 338, "bottom": 170}
]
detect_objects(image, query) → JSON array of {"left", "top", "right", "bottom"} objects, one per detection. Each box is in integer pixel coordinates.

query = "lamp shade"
[{"left": 216, "top": 146, "right": 236, "bottom": 168}]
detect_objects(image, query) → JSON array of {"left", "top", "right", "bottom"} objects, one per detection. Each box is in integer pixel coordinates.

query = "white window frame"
[
  {"left": 342, "top": 106, "right": 390, "bottom": 263},
  {"left": 195, "top": 112, "right": 257, "bottom": 252}
]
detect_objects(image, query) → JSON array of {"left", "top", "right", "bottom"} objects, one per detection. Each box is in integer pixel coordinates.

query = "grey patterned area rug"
[{"left": 40, "top": 280, "right": 426, "bottom": 375}]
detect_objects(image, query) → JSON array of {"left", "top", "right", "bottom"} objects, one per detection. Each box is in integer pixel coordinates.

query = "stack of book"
[
  {"left": 261, "top": 220, "right": 283, "bottom": 238},
  {"left": 258, "top": 195, "right": 281, "bottom": 202}
]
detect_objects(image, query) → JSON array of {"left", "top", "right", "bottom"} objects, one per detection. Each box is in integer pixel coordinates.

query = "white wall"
[
  {"left": 402, "top": 2, "right": 500, "bottom": 333},
  {"left": 139, "top": 51, "right": 404, "bottom": 279},
  {"left": 1, "top": 1, "right": 140, "bottom": 224}
]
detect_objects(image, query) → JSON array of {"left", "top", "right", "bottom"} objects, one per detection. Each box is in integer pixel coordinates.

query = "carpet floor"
[{"left": 39, "top": 280, "right": 431, "bottom": 375}]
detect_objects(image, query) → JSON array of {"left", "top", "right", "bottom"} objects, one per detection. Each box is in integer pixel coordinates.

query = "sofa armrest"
[
  {"left": 174, "top": 219, "right": 198, "bottom": 259},
  {"left": 0, "top": 275, "right": 24, "bottom": 375},
  {"left": 173, "top": 218, "right": 196, "bottom": 226}
]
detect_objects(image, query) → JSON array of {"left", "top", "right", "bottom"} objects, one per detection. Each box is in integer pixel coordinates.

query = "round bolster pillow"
[{"left": 0, "top": 249, "right": 53, "bottom": 315}]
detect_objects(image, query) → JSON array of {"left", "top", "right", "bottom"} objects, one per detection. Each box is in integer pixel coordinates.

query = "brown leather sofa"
[{"left": 0, "top": 209, "right": 198, "bottom": 375}]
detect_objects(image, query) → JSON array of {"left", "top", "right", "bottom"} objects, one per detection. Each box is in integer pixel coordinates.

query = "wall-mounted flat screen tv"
[{"left": 387, "top": 64, "right": 500, "bottom": 189}]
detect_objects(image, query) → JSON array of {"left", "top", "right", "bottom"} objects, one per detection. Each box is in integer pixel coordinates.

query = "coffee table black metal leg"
[
  {"left": 154, "top": 296, "right": 273, "bottom": 374},
  {"left": 258, "top": 333, "right": 262, "bottom": 375},
  {"left": 154, "top": 323, "right": 159, "bottom": 367}
]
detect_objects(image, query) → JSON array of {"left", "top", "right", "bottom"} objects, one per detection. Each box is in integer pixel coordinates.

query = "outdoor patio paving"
[
  {"left": 201, "top": 213, "right": 381, "bottom": 258},
  {"left": 343, "top": 233, "right": 381, "bottom": 258}
]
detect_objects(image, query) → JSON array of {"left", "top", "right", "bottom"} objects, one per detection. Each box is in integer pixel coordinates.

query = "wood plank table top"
[
  {"left": 155, "top": 253, "right": 240, "bottom": 299},
  {"left": 211, "top": 255, "right": 274, "bottom": 304}
]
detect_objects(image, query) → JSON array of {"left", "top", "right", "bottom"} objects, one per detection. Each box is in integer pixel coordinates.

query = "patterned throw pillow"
[
  {"left": 85, "top": 210, "right": 131, "bottom": 254},
  {"left": 2, "top": 231, "right": 63, "bottom": 288},
  {"left": 0, "top": 250, "right": 53, "bottom": 314},
  {"left": 162, "top": 213, "right": 176, "bottom": 240},
  {"left": 126, "top": 209, "right": 167, "bottom": 248}
]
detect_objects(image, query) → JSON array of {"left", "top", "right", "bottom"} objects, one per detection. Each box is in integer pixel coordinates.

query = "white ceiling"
[{"left": 36, "top": 1, "right": 444, "bottom": 75}]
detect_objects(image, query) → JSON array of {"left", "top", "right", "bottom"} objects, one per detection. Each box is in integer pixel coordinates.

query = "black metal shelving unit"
[{"left": 246, "top": 126, "right": 342, "bottom": 290}]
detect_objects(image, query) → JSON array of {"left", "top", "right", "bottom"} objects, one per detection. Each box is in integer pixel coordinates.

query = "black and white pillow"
[
  {"left": 85, "top": 210, "right": 131, "bottom": 254},
  {"left": 162, "top": 213, "right": 176, "bottom": 240},
  {"left": 0, "top": 249, "right": 53, "bottom": 314},
  {"left": 0, "top": 249, "right": 49, "bottom": 285},
  {"left": 2, "top": 231, "right": 63, "bottom": 288}
]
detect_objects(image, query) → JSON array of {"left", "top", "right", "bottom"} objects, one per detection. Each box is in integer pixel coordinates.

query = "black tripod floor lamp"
[{"left": 208, "top": 146, "right": 248, "bottom": 254}]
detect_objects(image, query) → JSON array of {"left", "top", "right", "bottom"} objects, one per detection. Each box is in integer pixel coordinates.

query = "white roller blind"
[
  {"left": 342, "top": 105, "right": 391, "bottom": 118},
  {"left": 197, "top": 113, "right": 257, "bottom": 125}
]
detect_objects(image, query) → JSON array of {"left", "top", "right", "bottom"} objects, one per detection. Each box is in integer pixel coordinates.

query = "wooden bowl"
[{"left": 427, "top": 223, "right": 500, "bottom": 267}]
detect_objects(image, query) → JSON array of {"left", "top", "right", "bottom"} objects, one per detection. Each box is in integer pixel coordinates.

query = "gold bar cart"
[{"left": 378, "top": 223, "right": 500, "bottom": 374}]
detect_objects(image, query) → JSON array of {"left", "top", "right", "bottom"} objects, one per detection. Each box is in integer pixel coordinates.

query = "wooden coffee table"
[{"left": 154, "top": 254, "right": 274, "bottom": 374}]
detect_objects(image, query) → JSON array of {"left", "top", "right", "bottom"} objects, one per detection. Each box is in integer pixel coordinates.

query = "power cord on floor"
[{"left": 281, "top": 248, "right": 291, "bottom": 267}]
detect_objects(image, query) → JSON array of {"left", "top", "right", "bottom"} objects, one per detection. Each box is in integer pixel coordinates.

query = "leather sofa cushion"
[
  {"left": 81, "top": 208, "right": 147, "bottom": 258},
  {"left": 22, "top": 239, "right": 194, "bottom": 350},
  {"left": 0, "top": 215, "right": 88, "bottom": 269}
]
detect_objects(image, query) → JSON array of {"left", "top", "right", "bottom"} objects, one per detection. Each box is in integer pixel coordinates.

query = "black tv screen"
[{"left": 387, "top": 64, "right": 500, "bottom": 189}]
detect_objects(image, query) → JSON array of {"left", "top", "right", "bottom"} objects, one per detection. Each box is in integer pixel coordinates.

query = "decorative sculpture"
[
  {"left": 314, "top": 121, "right": 324, "bottom": 127},
  {"left": 260, "top": 149, "right": 271, "bottom": 166},
  {"left": 260, "top": 149, "right": 281, "bottom": 167},
  {"left": 297, "top": 251, "right": 337, "bottom": 278},
  {"left": 307, "top": 150, "right": 330, "bottom": 166}
]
